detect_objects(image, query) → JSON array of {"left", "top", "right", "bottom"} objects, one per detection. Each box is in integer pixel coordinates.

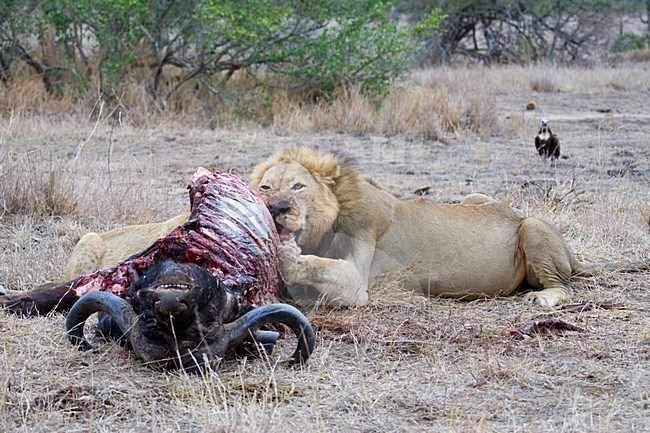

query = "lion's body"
[
  {"left": 64, "top": 212, "right": 190, "bottom": 280},
  {"left": 249, "top": 147, "right": 584, "bottom": 308},
  {"left": 373, "top": 197, "right": 524, "bottom": 297}
]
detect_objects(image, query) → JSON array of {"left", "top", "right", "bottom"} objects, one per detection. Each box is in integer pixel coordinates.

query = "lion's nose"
[{"left": 267, "top": 198, "right": 292, "bottom": 216}]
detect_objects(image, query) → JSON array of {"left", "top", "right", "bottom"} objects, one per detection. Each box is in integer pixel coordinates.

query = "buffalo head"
[{"left": 66, "top": 261, "right": 315, "bottom": 371}]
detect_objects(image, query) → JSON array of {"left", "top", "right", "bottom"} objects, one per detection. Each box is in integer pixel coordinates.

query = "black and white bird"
[{"left": 535, "top": 119, "right": 561, "bottom": 159}]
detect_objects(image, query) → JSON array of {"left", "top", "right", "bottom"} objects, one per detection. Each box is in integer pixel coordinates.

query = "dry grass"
[
  {"left": 530, "top": 78, "right": 557, "bottom": 93},
  {"left": 1, "top": 65, "right": 649, "bottom": 432},
  {"left": 4, "top": 63, "right": 649, "bottom": 140}
]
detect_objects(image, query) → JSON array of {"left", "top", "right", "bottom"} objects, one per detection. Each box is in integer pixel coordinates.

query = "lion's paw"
[
  {"left": 277, "top": 240, "right": 301, "bottom": 262},
  {"left": 523, "top": 288, "right": 569, "bottom": 308},
  {"left": 276, "top": 240, "right": 304, "bottom": 284}
]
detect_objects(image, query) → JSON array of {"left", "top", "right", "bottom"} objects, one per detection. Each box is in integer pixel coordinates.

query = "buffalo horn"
[
  {"left": 223, "top": 304, "right": 315, "bottom": 364},
  {"left": 66, "top": 291, "right": 138, "bottom": 351}
]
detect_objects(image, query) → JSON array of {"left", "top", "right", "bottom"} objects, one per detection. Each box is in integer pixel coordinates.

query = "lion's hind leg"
[
  {"left": 518, "top": 218, "right": 574, "bottom": 308},
  {"left": 64, "top": 232, "right": 107, "bottom": 279}
]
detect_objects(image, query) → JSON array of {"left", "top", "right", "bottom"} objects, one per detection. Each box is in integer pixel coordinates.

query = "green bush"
[
  {"left": 611, "top": 32, "right": 647, "bottom": 53},
  {"left": 2, "top": 1, "right": 443, "bottom": 101}
]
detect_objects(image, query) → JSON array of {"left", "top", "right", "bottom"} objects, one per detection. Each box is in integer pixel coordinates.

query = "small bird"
[{"left": 535, "top": 119, "right": 561, "bottom": 159}]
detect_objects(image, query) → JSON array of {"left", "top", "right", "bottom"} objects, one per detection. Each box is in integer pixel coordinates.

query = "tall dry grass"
[
  {"left": 0, "top": 147, "right": 77, "bottom": 216},
  {"left": 6, "top": 63, "right": 648, "bottom": 142},
  {"left": 0, "top": 110, "right": 183, "bottom": 224}
]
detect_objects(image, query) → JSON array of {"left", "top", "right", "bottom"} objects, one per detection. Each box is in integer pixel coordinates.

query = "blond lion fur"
[
  {"left": 250, "top": 146, "right": 363, "bottom": 221},
  {"left": 249, "top": 146, "right": 590, "bottom": 308},
  {"left": 64, "top": 212, "right": 190, "bottom": 280}
]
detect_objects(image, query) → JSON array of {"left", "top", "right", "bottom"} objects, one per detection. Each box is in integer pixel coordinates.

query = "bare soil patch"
[{"left": 0, "top": 68, "right": 648, "bottom": 432}]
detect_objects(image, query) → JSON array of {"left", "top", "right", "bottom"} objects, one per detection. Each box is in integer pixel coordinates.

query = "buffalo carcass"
[
  {"left": 67, "top": 260, "right": 314, "bottom": 370},
  {"left": 1, "top": 169, "right": 315, "bottom": 370}
]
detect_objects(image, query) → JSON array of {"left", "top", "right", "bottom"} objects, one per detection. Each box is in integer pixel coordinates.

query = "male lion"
[
  {"left": 249, "top": 146, "right": 630, "bottom": 308},
  {"left": 62, "top": 148, "right": 644, "bottom": 309}
]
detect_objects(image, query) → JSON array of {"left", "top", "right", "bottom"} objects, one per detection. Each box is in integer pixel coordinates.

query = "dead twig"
[{"left": 560, "top": 300, "right": 625, "bottom": 312}]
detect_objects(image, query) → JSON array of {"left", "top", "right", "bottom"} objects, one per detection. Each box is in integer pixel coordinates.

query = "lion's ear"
[
  {"left": 320, "top": 176, "right": 336, "bottom": 186},
  {"left": 321, "top": 165, "right": 341, "bottom": 185},
  {"left": 249, "top": 160, "right": 274, "bottom": 188},
  {"left": 319, "top": 164, "right": 340, "bottom": 186}
]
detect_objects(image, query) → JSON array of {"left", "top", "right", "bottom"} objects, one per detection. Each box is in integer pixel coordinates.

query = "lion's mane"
[{"left": 249, "top": 147, "right": 363, "bottom": 223}]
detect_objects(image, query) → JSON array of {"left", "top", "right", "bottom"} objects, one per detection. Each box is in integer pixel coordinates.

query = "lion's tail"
[{"left": 572, "top": 258, "right": 650, "bottom": 276}]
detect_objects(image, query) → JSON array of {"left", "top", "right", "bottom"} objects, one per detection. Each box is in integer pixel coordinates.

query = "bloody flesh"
[{"left": 71, "top": 171, "right": 282, "bottom": 309}]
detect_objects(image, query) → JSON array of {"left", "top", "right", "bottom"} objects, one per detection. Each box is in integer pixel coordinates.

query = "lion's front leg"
[{"left": 277, "top": 241, "right": 369, "bottom": 307}]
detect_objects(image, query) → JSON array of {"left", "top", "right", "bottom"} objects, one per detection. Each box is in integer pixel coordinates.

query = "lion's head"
[{"left": 249, "top": 147, "right": 361, "bottom": 252}]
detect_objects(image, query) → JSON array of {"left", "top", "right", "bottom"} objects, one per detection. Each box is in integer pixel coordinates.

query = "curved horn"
[
  {"left": 223, "top": 304, "right": 316, "bottom": 364},
  {"left": 66, "top": 291, "right": 138, "bottom": 351}
]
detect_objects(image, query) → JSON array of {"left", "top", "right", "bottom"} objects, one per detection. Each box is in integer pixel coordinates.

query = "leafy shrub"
[
  {"left": 611, "top": 32, "right": 647, "bottom": 53},
  {"left": 2, "top": 1, "right": 442, "bottom": 102}
]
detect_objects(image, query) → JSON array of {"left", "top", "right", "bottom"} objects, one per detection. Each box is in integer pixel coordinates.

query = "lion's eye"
[
  {"left": 291, "top": 183, "right": 305, "bottom": 191},
  {"left": 259, "top": 184, "right": 271, "bottom": 191}
]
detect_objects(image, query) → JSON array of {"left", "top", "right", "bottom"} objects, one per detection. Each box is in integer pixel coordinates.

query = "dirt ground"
[{"left": 0, "top": 77, "right": 648, "bottom": 432}]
